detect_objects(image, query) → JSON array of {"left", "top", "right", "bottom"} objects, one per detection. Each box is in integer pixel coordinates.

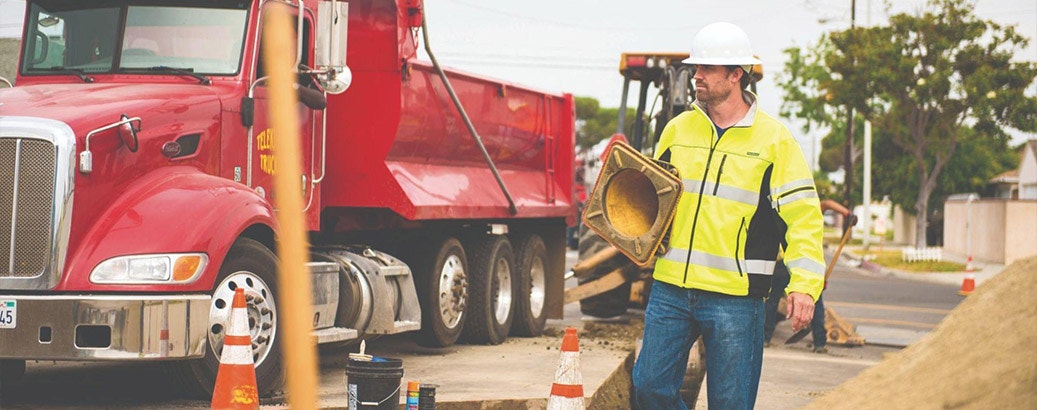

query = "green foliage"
[
  {"left": 868, "top": 124, "right": 1019, "bottom": 215},
  {"left": 779, "top": 0, "right": 1037, "bottom": 246},
  {"left": 574, "top": 96, "right": 636, "bottom": 149}
]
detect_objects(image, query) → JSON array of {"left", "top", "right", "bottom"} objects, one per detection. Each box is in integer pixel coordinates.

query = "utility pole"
[
  {"left": 863, "top": 120, "right": 871, "bottom": 248},
  {"left": 862, "top": 0, "right": 872, "bottom": 249},
  {"left": 842, "top": 0, "right": 857, "bottom": 234}
]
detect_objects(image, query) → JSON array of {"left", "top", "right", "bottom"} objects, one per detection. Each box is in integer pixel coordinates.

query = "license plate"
[{"left": 0, "top": 300, "right": 15, "bottom": 328}]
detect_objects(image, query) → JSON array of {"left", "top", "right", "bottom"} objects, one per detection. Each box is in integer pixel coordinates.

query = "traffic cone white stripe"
[
  {"left": 221, "top": 344, "right": 255, "bottom": 365},
  {"left": 228, "top": 308, "right": 250, "bottom": 336},
  {"left": 553, "top": 352, "right": 582, "bottom": 386}
]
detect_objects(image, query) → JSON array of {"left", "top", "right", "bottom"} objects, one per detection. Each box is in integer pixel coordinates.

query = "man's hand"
[{"left": 785, "top": 292, "right": 815, "bottom": 332}]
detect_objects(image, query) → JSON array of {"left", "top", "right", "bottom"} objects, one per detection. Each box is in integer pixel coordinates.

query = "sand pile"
[{"left": 805, "top": 256, "right": 1037, "bottom": 410}]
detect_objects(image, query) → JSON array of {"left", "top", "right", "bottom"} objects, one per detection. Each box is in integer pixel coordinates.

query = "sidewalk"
[{"left": 840, "top": 245, "right": 1007, "bottom": 288}]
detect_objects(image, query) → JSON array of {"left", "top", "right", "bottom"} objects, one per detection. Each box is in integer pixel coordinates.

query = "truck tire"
[
  {"left": 0, "top": 359, "right": 25, "bottom": 388},
  {"left": 511, "top": 234, "right": 548, "bottom": 337},
  {"left": 462, "top": 235, "right": 516, "bottom": 345},
  {"left": 415, "top": 237, "right": 468, "bottom": 347},
  {"left": 173, "top": 238, "right": 284, "bottom": 399},
  {"left": 577, "top": 227, "right": 632, "bottom": 319}
]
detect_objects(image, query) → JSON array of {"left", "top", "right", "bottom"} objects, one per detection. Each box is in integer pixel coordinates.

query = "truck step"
[{"left": 312, "top": 327, "right": 358, "bottom": 344}]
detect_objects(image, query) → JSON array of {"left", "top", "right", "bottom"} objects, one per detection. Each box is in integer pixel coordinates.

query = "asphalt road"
[
  {"left": 822, "top": 259, "right": 963, "bottom": 346},
  {"left": 0, "top": 253, "right": 967, "bottom": 409}
]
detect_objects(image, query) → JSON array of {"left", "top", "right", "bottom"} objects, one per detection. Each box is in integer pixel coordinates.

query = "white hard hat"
[{"left": 682, "top": 22, "right": 762, "bottom": 66}]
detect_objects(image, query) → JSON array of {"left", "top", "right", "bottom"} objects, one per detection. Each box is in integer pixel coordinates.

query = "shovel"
[{"left": 784, "top": 218, "right": 856, "bottom": 345}]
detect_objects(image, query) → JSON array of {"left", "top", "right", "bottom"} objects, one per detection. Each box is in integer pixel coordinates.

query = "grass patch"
[{"left": 857, "top": 249, "right": 966, "bottom": 272}]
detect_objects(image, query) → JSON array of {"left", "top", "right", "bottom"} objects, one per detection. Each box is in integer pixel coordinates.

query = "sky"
[{"left": 2, "top": 0, "right": 1035, "bottom": 158}]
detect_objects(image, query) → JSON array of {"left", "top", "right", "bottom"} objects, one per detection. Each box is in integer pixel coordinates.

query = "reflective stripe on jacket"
[{"left": 652, "top": 91, "right": 825, "bottom": 300}]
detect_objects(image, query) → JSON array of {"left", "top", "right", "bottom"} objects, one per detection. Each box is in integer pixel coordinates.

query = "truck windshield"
[{"left": 21, "top": 0, "right": 250, "bottom": 76}]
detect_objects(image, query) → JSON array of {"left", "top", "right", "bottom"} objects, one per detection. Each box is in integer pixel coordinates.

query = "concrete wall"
[
  {"left": 1004, "top": 201, "right": 1037, "bottom": 264},
  {"left": 944, "top": 199, "right": 1037, "bottom": 264}
]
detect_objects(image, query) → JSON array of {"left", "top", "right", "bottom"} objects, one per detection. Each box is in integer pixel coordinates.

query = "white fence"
[{"left": 901, "top": 247, "right": 943, "bottom": 263}]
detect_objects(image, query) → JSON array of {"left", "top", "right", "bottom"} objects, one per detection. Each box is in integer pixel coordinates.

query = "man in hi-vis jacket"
[{"left": 632, "top": 22, "right": 826, "bottom": 410}]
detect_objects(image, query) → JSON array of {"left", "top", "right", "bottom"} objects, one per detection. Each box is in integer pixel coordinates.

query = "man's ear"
[{"left": 731, "top": 67, "right": 746, "bottom": 84}]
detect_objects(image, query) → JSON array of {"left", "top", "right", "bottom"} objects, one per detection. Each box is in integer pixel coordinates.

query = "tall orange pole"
[{"left": 263, "top": 5, "right": 318, "bottom": 409}]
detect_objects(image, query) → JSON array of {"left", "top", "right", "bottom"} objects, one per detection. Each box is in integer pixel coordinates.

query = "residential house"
[
  {"left": 1020, "top": 140, "right": 1037, "bottom": 199},
  {"left": 944, "top": 139, "right": 1037, "bottom": 265}
]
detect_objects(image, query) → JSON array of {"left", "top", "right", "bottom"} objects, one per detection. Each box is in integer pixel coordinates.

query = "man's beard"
[{"left": 698, "top": 83, "right": 733, "bottom": 107}]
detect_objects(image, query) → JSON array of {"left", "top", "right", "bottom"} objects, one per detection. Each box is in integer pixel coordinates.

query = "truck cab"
[{"left": 0, "top": 0, "right": 575, "bottom": 398}]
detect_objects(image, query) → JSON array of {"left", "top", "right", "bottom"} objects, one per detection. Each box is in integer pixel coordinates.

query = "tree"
[
  {"left": 574, "top": 96, "right": 636, "bottom": 149},
  {"left": 780, "top": 0, "right": 1037, "bottom": 247},
  {"left": 777, "top": 37, "right": 865, "bottom": 203}
]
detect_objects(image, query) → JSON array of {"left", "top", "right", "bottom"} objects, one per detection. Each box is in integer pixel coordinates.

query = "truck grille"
[{"left": 0, "top": 139, "right": 57, "bottom": 278}]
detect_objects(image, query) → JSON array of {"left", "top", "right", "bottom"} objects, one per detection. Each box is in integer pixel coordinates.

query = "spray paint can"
[
  {"left": 418, "top": 384, "right": 437, "bottom": 409},
  {"left": 406, "top": 381, "right": 420, "bottom": 410}
]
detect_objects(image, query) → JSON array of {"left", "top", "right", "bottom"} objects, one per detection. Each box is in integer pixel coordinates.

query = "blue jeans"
[{"left": 633, "top": 281, "right": 765, "bottom": 410}]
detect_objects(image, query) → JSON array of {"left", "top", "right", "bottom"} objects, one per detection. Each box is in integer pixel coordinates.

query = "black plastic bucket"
[{"left": 346, "top": 357, "right": 404, "bottom": 410}]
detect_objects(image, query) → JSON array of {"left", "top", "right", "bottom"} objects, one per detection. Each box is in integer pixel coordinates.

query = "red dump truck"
[{"left": 0, "top": 0, "right": 575, "bottom": 397}]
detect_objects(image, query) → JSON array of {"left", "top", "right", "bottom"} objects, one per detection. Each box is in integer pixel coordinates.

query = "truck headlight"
[{"left": 90, "top": 253, "right": 208, "bottom": 284}]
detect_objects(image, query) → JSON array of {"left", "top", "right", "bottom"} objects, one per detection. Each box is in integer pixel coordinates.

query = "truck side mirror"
[{"left": 316, "top": 0, "right": 350, "bottom": 95}]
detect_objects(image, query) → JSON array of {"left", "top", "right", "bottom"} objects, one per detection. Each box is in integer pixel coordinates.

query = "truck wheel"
[
  {"left": 0, "top": 359, "right": 25, "bottom": 387},
  {"left": 173, "top": 238, "right": 284, "bottom": 398},
  {"left": 463, "top": 235, "right": 516, "bottom": 345},
  {"left": 511, "top": 234, "right": 548, "bottom": 336},
  {"left": 577, "top": 227, "right": 632, "bottom": 318},
  {"left": 415, "top": 237, "right": 468, "bottom": 347}
]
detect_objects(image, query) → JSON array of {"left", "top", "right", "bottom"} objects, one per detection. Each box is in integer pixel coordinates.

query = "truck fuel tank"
[{"left": 312, "top": 247, "right": 422, "bottom": 341}]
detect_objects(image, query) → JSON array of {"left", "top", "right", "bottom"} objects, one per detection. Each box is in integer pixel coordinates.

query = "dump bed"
[{"left": 321, "top": 0, "right": 575, "bottom": 222}]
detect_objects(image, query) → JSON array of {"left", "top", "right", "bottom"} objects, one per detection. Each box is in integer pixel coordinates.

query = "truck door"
[{"left": 249, "top": 10, "right": 324, "bottom": 229}]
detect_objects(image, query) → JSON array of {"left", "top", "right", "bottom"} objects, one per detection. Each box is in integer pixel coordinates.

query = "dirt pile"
[
  {"left": 581, "top": 319, "right": 644, "bottom": 352},
  {"left": 805, "top": 256, "right": 1037, "bottom": 410}
]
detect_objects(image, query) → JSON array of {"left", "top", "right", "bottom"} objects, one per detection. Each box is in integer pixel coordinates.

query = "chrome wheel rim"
[
  {"left": 493, "top": 256, "right": 513, "bottom": 325},
  {"left": 208, "top": 271, "right": 276, "bottom": 367},
  {"left": 437, "top": 254, "right": 467, "bottom": 330},
  {"left": 528, "top": 255, "right": 546, "bottom": 318}
]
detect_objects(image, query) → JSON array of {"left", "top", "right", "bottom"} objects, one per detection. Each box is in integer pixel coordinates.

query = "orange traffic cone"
[
  {"left": 211, "top": 288, "right": 259, "bottom": 410},
  {"left": 547, "top": 327, "right": 585, "bottom": 410},
  {"left": 958, "top": 273, "right": 976, "bottom": 296}
]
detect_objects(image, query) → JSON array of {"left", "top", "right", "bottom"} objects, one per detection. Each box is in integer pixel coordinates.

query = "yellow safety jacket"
[{"left": 653, "top": 91, "right": 825, "bottom": 300}]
